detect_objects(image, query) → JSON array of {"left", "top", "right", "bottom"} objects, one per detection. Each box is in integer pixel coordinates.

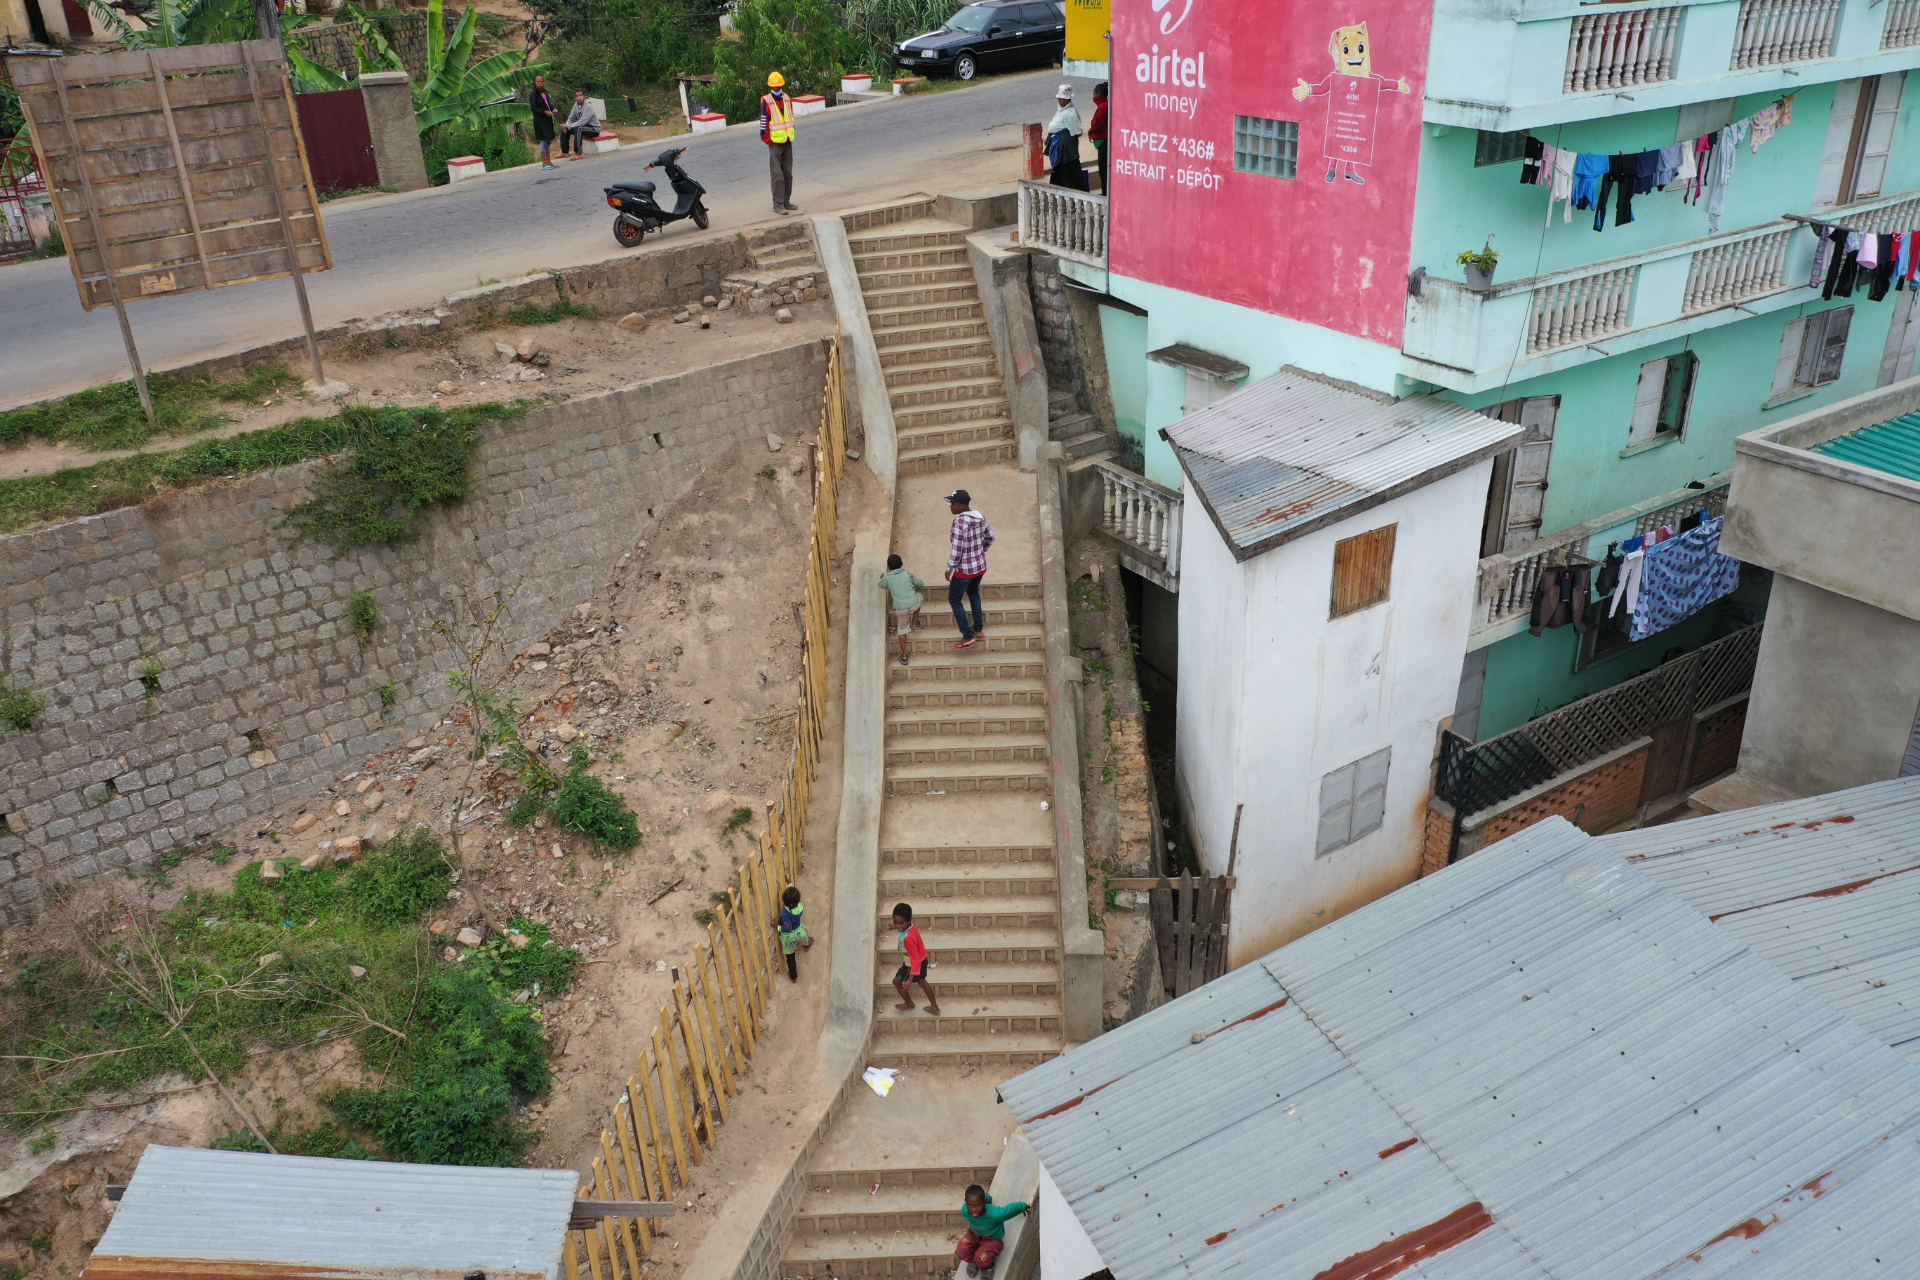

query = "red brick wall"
[
  {"left": 1420, "top": 804, "right": 1453, "bottom": 878},
  {"left": 1474, "top": 745, "right": 1651, "bottom": 846},
  {"left": 1687, "top": 702, "right": 1748, "bottom": 787}
]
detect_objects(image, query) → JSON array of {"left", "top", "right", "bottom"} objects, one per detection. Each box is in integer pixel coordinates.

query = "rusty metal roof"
[
  {"left": 85, "top": 1145, "right": 579, "bottom": 1280},
  {"left": 1611, "top": 774, "right": 1920, "bottom": 1069},
  {"left": 1002, "top": 815, "right": 1920, "bottom": 1280},
  {"left": 1160, "top": 367, "right": 1523, "bottom": 561}
]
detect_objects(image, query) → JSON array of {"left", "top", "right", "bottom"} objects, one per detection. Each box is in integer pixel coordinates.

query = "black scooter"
[{"left": 604, "top": 147, "right": 710, "bottom": 247}]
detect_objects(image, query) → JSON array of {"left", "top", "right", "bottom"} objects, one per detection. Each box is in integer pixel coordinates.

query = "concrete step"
[
  {"left": 1057, "top": 430, "right": 1109, "bottom": 461},
  {"left": 868, "top": 300, "right": 987, "bottom": 331},
  {"left": 888, "top": 686, "right": 1048, "bottom": 711},
  {"left": 793, "top": 1181, "right": 961, "bottom": 1237},
  {"left": 747, "top": 221, "right": 810, "bottom": 249},
  {"left": 873, "top": 996, "right": 1063, "bottom": 1039},
  {"left": 884, "top": 734, "right": 1049, "bottom": 768},
  {"left": 859, "top": 264, "right": 976, "bottom": 291},
  {"left": 725, "top": 266, "right": 821, "bottom": 290},
  {"left": 878, "top": 868, "right": 1059, "bottom": 898},
  {"left": 873, "top": 898, "right": 1056, "bottom": 933},
  {"left": 881, "top": 845, "right": 1054, "bottom": 868},
  {"left": 873, "top": 931, "right": 1062, "bottom": 964},
  {"left": 862, "top": 285, "right": 979, "bottom": 314},
  {"left": 899, "top": 441, "right": 1019, "bottom": 476},
  {"left": 854, "top": 245, "right": 971, "bottom": 273},
  {"left": 883, "top": 765, "right": 1051, "bottom": 797},
  {"left": 894, "top": 396, "right": 1012, "bottom": 431},
  {"left": 805, "top": 1165, "right": 996, "bottom": 1195},
  {"left": 885, "top": 709, "right": 1050, "bottom": 739},
  {"left": 889, "top": 374, "right": 1006, "bottom": 409},
  {"left": 849, "top": 228, "right": 967, "bottom": 257},
  {"left": 1049, "top": 410, "right": 1097, "bottom": 438},
  {"left": 889, "top": 657, "right": 1046, "bottom": 686},
  {"left": 873, "top": 319, "right": 993, "bottom": 351},
  {"left": 866, "top": 1031, "right": 1061, "bottom": 1069},
  {"left": 1048, "top": 389, "right": 1079, "bottom": 416},
  {"left": 781, "top": 1228, "right": 956, "bottom": 1278},
  {"left": 872, "top": 960, "right": 1059, "bottom": 1001},
  {"left": 899, "top": 421, "right": 1015, "bottom": 456},
  {"left": 897, "top": 603, "right": 1045, "bottom": 634},
  {"left": 884, "top": 359, "right": 1001, "bottom": 390},
  {"left": 876, "top": 336, "right": 999, "bottom": 369},
  {"left": 902, "top": 628, "right": 1042, "bottom": 657}
]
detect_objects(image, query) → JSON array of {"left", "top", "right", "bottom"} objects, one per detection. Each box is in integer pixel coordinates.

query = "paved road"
[{"left": 1, "top": 68, "right": 1097, "bottom": 409}]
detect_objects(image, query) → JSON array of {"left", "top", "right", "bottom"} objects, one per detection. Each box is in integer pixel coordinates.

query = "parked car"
[{"left": 892, "top": 0, "right": 1066, "bottom": 82}]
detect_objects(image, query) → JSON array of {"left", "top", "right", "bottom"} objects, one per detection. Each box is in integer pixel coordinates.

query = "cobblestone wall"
[
  {"left": 1028, "top": 253, "right": 1118, "bottom": 450},
  {"left": 0, "top": 339, "right": 831, "bottom": 925}
]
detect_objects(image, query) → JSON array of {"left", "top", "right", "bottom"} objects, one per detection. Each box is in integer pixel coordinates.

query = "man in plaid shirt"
[{"left": 943, "top": 488, "right": 994, "bottom": 649}]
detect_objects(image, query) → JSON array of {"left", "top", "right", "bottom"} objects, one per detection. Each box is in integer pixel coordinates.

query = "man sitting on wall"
[{"left": 562, "top": 90, "right": 602, "bottom": 159}]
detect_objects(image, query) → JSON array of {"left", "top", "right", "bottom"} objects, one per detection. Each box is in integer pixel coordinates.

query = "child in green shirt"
[
  {"left": 879, "top": 553, "right": 926, "bottom": 666},
  {"left": 954, "top": 1183, "right": 1029, "bottom": 1279}
]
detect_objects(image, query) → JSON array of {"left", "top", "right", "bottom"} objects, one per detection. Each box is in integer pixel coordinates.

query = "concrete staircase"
[
  {"left": 782, "top": 205, "right": 1063, "bottom": 1279},
  {"left": 721, "top": 222, "right": 826, "bottom": 313}
]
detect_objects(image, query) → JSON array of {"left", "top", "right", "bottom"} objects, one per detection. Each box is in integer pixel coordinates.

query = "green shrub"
[
  {"left": 283, "top": 404, "right": 502, "bottom": 550},
  {"left": 719, "top": 805, "right": 753, "bottom": 837},
  {"left": 0, "top": 365, "right": 298, "bottom": 452},
  {"left": 422, "top": 121, "right": 536, "bottom": 187},
  {"left": 548, "top": 771, "right": 641, "bottom": 849},
  {"left": 0, "top": 679, "right": 45, "bottom": 733},
  {"left": 348, "top": 590, "right": 379, "bottom": 644}
]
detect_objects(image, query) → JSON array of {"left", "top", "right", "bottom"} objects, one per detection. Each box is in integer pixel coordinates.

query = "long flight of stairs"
[{"left": 782, "top": 204, "right": 1065, "bottom": 1278}]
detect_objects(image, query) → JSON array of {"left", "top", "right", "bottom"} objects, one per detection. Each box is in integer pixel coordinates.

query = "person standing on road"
[
  {"left": 561, "top": 90, "right": 601, "bottom": 159},
  {"left": 944, "top": 488, "right": 994, "bottom": 650},
  {"left": 1089, "top": 82, "right": 1109, "bottom": 194},
  {"left": 1046, "top": 85, "right": 1086, "bottom": 189},
  {"left": 761, "top": 72, "right": 799, "bottom": 215},
  {"left": 529, "top": 74, "right": 558, "bottom": 170}
]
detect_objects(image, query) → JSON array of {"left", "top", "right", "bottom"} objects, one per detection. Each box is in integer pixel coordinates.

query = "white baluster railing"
[
  {"left": 1526, "top": 266, "right": 1637, "bottom": 354},
  {"left": 1683, "top": 228, "right": 1792, "bottom": 313},
  {"left": 1564, "top": 7, "right": 1682, "bottom": 93},
  {"left": 1018, "top": 179, "right": 1108, "bottom": 270},
  {"left": 1887, "top": 0, "right": 1920, "bottom": 47},
  {"left": 1094, "top": 459, "right": 1182, "bottom": 587},
  {"left": 1731, "top": 0, "right": 1842, "bottom": 68}
]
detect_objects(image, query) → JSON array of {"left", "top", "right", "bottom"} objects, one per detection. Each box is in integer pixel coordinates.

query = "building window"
[
  {"left": 1330, "top": 524, "right": 1396, "bottom": 618},
  {"left": 1772, "top": 308, "right": 1854, "bottom": 397},
  {"left": 1814, "top": 73, "right": 1905, "bottom": 206},
  {"left": 1317, "top": 747, "right": 1391, "bottom": 856},
  {"left": 1233, "top": 115, "right": 1298, "bottom": 179},
  {"left": 1628, "top": 352, "right": 1698, "bottom": 447},
  {"left": 1475, "top": 129, "right": 1532, "bottom": 166}
]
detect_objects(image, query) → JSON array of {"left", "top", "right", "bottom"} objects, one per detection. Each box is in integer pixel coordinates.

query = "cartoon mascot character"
[{"left": 1292, "top": 22, "right": 1412, "bottom": 185}]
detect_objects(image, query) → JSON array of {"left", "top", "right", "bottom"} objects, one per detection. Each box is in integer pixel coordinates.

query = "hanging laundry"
[
  {"left": 1826, "top": 229, "right": 1863, "bottom": 300},
  {"left": 1809, "top": 222, "right": 1835, "bottom": 288},
  {"left": 1869, "top": 233, "right": 1897, "bottom": 301},
  {"left": 1748, "top": 101, "right": 1781, "bottom": 151},
  {"left": 1548, "top": 148, "right": 1577, "bottom": 224},
  {"left": 1529, "top": 564, "right": 1595, "bottom": 636},
  {"left": 1633, "top": 149, "right": 1661, "bottom": 196},
  {"left": 1522, "top": 135, "right": 1545, "bottom": 185},
  {"left": 1674, "top": 141, "right": 1698, "bottom": 188},
  {"left": 1653, "top": 143, "right": 1683, "bottom": 189},
  {"left": 1629, "top": 515, "right": 1741, "bottom": 643},
  {"left": 1571, "top": 154, "right": 1609, "bottom": 213},
  {"left": 1610, "top": 549, "right": 1645, "bottom": 619},
  {"left": 1594, "top": 153, "right": 1638, "bottom": 231},
  {"left": 1595, "top": 548, "right": 1624, "bottom": 596}
]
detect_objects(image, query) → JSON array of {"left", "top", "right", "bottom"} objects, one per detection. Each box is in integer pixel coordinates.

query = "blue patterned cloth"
[{"left": 1629, "top": 515, "right": 1741, "bottom": 642}]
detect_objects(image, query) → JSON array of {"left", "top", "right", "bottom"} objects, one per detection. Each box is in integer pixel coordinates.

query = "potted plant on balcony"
[{"left": 1457, "top": 236, "right": 1499, "bottom": 291}]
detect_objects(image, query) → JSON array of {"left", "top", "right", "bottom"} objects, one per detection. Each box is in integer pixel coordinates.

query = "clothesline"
[
  {"left": 1810, "top": 226, "right": 1920, "bottom": 302},
  {"left": 1520, "top": 95, "right": 1795, "bottom": 234}
]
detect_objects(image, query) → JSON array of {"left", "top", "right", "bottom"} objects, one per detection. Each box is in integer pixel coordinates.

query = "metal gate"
[
  {"left": 0, "top": 139, "right": 48, "bottom": 265},
  {"left": 294, "top": 88, "right": 380, "bottom": 195}
]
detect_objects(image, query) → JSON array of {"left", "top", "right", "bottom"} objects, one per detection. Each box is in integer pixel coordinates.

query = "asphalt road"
[{"left": 0, "top": 68, "right": 1097, "bottom": 409}]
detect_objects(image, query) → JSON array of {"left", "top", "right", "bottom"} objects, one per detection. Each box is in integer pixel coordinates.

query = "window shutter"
[
  {"left": 1794, "top": 313, "right": 1827, "bottom": 387},
  {"left": 1658, "top": 351, "right": 1697, "bottom": 436},
  {"left": 1183, "top": 372, "right": 1225, "bottom": 415},
  {"left": 1880, "top": 291, "right": 1920, "bottom": 388},
  {"left": 1855, "top": 72, "right": 1905, "bottom": 199},
  {"left": 1317, "top": 763, "right": 1355, "bottom": 856},
  {"left": 1813, "top": 80, "right": 1861, "bottom": 207},
  {"left": 1629, "top": 358, "right": 1668, "bottom": 444},
  {"left": 1330, "top": 525, "right": 1397, "bottom": 618},
  {"left": 1815, "top": 307, "right": 1853, "bottom": 384},
  {"left": 1350, "top": 748, "right": 1392, "bottom": 841},
  {"left": 1774, "top": 318, "right": 1808, "bottom": 396}
]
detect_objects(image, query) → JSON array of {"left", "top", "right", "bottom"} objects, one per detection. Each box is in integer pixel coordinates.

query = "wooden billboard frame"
[{"left": 11, "top": 39, "right": 334, "bottom": 419}]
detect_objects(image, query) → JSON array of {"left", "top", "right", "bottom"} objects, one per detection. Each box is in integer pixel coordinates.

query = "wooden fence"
[{"left": 560, "top": 338, "right": 846, "bottom": 1280}]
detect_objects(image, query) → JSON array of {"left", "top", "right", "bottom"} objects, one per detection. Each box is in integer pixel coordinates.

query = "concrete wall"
[
  {"left": 0, "top": 341, "right": 831, "bottom": 924},
  {"left": 1037, "top": 1157, "right": 1105, "bottom": 1280},
  {"left": 1739, "top": 575, "right": 1920, "bottom": 796},
  {"left": 359, "top": 71, "right": 428, "bottom": 193},
  {"left": 1175, "top": 460, "right": 1494, "bottom": 965}
]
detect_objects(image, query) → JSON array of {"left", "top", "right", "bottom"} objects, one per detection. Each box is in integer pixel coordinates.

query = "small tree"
[{"left": 710, "top": 0, "right": 854, "bottom": 122}]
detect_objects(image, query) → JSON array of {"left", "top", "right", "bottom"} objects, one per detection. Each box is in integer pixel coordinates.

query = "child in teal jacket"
[{"left": 954, "top": 1183, "right": 1029, "bottom": 1278}]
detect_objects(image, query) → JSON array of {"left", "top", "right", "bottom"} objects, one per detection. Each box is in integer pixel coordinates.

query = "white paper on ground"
[{"left": 862, "top": 1066, "right": 899, "bottom": 1097}]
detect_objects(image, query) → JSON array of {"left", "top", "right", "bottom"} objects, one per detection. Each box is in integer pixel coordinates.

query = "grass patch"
[
  {"left": 0, "top": 678, "right": 45, "bottom": 733},
  {"left": 348, "top": 590, "right": 379, "bottom": 644},
  {"left": 1, "top": 827, "right": 579, "bottom": 1165},
  {"left": 319, "top": 184, "right": 400, "bottom": 203},
  {"left": 719, "top": 806, "right": 753, "bottom": 837},
  {"left": 505, "top": 746, "right": 641, "bottom": 851},
  {"left": 0, "top": 400, "right": 524, "bottom": 539},
  {"left": 504, "top": 296, "right": 599, "bottom": 326},
  {"left": 0, "top": 364, "right": 302, "bottom": 452}
]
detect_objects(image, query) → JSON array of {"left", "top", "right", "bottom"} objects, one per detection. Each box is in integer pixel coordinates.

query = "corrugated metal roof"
[
  {"left": 1811, "top": 410, "right": 1920, "bottom": 482},
  {"left": 1161, "top": 367, "right": 1523, "bottom": 561},
  {"left": 86, "top": 1145, "right": 579, "bottom": 1280},
  {"left": 1613, "top": 775, "right": 1920, "bottom": 1066},
  {"left": 1004, "top": 815, "right": 1920, "bottom": 1280}
]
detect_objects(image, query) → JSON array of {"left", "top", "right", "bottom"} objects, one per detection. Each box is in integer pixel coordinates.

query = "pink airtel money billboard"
[{"left": 1107, "top": 0, "right": 1431, "bottom": 344}]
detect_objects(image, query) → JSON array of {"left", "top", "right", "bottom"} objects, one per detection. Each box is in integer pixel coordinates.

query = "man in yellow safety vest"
[{"left": 760, "top": 72, "right": 798, "bottom": 215}]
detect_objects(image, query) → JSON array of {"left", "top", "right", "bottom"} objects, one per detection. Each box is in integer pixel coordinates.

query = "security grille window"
[
  {"left": 1317, "top": 747, "right": 1391, "bottom": 856},
  {"left": 1475, "top": 129, "right": 1533, "bottom": 166},
  {"left": 1331, "top": 524, "right": 1396, "bottom": 618},
  {"left": 1234, "top": 115, "right": 1299, "bottom": 179},
  {"left": 1772, "top": 307, "right": 1854, "bottom": 397},
  {"left": 1628, "top": 352, "right": 1698, "bottom": 446}
]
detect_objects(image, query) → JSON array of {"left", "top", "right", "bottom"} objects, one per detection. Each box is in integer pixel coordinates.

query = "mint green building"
[{"left": 1040, "top": 0, "right": 1920, "bottom": 744}]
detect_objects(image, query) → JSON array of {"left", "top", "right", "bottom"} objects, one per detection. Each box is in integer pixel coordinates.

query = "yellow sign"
[{"left": 1065, "top": 0, "right": 1110, "bottom": 67}]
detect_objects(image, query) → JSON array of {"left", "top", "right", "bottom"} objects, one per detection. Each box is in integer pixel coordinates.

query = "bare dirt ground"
[
  {"left": 0, "top": 300, "right": 836, "bottom": 483},
  {"left": 0, "top": 411, "right": 856, "bottom": 1280}
]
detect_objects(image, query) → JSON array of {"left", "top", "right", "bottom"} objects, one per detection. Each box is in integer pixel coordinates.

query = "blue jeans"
[{"left": 949, "top": 574, "right": 984, "bottom": 641}]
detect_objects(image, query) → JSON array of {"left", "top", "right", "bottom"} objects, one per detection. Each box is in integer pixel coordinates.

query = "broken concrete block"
[
  {"left": 335, "top": 835, "right": 363, "bottom": 855},
  {"left": 702, "top": 295, "right": 718, "bottom": 307},
  {"left": 673, "top": 310, "right": 692, "bottom": 323},
  {"left": 292, "top": 812, "right": 319, "bottom": 833},
  {"left": 300, "top": 851, "right": 327, "bottom": 869},
  {"left": 247, "top": 749, "right": 277, "bottom": 768},
  {"left": 456, "top": 927, "right": 484, "bottom": 947},
  {"left": 775, "top": 307, "right": 794, "bottom": 323},
  {"left": 429, "top": 919, "right": 451, "bottom": 936},
  {"left": 442, "top": 946, "right": 459, "bottom": 962},
  {"left": 495, "top": 341, "right": 518, "bottom": 360},
  {"left": 354, "top": 778, "right": 375, "bottom": 795},
  {"left": 717, "top": 296, "right": 735, "bottom": 311},
  {"left": 748, "top": 297, "right": 773, "bottom": 314},
  {"left": 436, "top": 379, "right": 461, "bottom": 394},
  {"left": 556, "top": 723, "right": 580, "bottom": 743},
  {"left": 333, "top": 800, "right": 352, "bottom": 817},
  {"left": 363, "top": 792, "right": 385, "bottom": 813},
  {"left": 406, "top": 737, "right": 428, "bottom": 750},
  {"left": 766, "top": 433, "right": 785, "bottom": 452},
  {"left": 363, "top": 822, "right": 390, "bottom": 849},
  {"left": 516, "top": 337, "right": 542, "bottom": 360},
  {"left": 348, "top": 965, "right": 368, "bottom": 980},
  {"left": 527, "top": 642, "right": 552, "bottom": 657},
  {"left": 617, "top": 312, "right": 648, "bottom": 330},
  {"left": 260, "top": 859, "right": 283, "bottom": 882},
  {"left": 305, "top": 379, "right": 351, "bottom": 401}
]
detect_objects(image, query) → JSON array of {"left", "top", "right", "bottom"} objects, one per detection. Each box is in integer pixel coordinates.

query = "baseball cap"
[{"left": 943, "top": 489, "right": 971, "bottom": 504}]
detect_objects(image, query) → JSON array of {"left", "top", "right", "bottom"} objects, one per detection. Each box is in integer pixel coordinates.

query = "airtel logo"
[{"left": 1152, "top": 0, "right": 1194, "bottom": 34}]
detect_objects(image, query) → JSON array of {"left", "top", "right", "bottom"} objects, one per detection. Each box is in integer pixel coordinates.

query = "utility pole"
[{"left": 252, "top": 0, "right": 280, "bottom": 41}]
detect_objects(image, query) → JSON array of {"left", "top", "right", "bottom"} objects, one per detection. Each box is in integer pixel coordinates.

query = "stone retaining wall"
[{"left": 0, "top": 339, "right": 832, "bottom": 925}]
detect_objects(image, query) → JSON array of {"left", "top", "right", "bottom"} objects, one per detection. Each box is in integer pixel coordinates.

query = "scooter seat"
[{"left": 610, "top": 181, "right": 657, "bottom": 195}]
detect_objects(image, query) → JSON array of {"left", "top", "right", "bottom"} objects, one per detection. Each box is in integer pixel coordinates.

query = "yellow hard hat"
[{"left": 767, "top": 71, "right": 786, "bottom": 88}]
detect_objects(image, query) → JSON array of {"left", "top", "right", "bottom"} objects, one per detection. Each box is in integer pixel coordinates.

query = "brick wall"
[
  {"left": 1420, "top": 800, "right": 1454, "bottom": 877},
  {"left": 0, "top": 340, "right": 831, "bottom": 925},
  {"left": 1028, "top": 254, "right": 1081, "bottom": 395},
  {"left": 1476, "top": 745, "right": 1649, "bottom": 845},
  {"left": 1687, "top": 699, "right": 1748, "bottom": 787}
]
